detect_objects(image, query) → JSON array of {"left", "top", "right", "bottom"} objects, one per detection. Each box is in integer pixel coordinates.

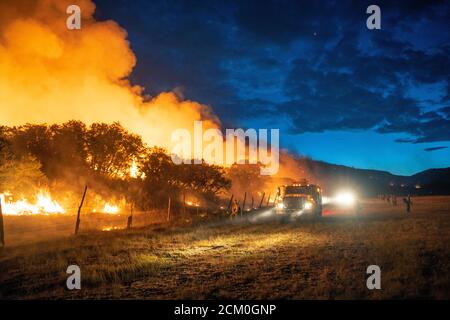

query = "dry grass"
[
  {"left": 2, "top": 210, "right": 168, "bottom": 247},
  {"left": 0, "top": 196, "right": 449, "bottom": 299}
]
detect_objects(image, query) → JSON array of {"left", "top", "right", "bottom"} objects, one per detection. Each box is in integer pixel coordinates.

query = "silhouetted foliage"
[{"left": 0, "top": 121, "right": 231, "bottom": 211}]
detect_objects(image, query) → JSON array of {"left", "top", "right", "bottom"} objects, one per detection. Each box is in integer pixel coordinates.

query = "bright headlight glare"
[
  {"left": 304, "top": 201, "right": 313, "bottom": 210},
  {"left": 335, "top": 191, "right": 356, "bottom": 206},
  {"left": 276, "top": 202, "right": 285, "bottom": 209}
]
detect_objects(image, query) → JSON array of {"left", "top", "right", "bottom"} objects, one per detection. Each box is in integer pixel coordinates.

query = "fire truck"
[{"left": 275, "top": 183, "right": 323, "bottom": 217}]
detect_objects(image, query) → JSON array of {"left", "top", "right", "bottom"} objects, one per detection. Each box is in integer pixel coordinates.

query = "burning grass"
[
  {"left": 0, "top": 196, "right": 449, "bottom": 299},
  {"left": 2, "top": 210, "right": 168, "bottom": 247},
  {"left": 0, "top": 191, "right": 65, "bottom": 215}
]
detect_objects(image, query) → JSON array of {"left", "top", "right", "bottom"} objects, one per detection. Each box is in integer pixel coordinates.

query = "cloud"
[
  {"left": 424, "top": 146, "right": 448, "bottom": 152},
  {"left": 92, "top": 0, "right": 450, "bottom": 144}
]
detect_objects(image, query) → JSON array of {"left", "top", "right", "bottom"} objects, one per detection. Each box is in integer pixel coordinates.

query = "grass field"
[{"left": 0, "top": 196, "right": 449, "bottom": 299}]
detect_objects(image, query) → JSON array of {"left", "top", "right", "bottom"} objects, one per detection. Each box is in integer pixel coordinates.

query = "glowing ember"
[
  {"left": 103, "top": 203, "right": 120, "bottom": 214},
  {"left": 0, "top": 191, "right": 65, "bottom": 215},
  {"left": 102, "top": 226, "right": 120, "bottom": 232},
  {"left": 186, "top": 201, "right": 200, "bottom": 207}
]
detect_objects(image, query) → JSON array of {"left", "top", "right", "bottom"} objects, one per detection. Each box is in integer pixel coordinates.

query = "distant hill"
[{"left": 293, "top": 157, "right": 450, "bottom": 196}]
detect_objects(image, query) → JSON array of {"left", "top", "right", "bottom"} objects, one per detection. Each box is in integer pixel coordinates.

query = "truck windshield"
[{"left": 285, "top": 186, "right": 313, "bottom": 195}]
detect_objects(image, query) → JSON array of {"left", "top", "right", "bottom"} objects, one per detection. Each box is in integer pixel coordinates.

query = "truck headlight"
[
  {"left": 304, "top": 201, "right": 313, "bottom": 210},
  {"left": 276, "top": 202, "right": 285, "bottom": 209}
]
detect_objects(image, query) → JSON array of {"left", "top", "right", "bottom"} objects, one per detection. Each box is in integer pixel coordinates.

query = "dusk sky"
[{"left": 95, "top": 0, "right": 450, "bottom": 175}]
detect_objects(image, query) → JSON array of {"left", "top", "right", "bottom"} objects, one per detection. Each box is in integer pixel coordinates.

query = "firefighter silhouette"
[{"left": 403, "top": 195, "right": 412, "bottom": 213}]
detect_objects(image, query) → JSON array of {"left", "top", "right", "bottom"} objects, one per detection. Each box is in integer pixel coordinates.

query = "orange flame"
[{"left": 0, "top": 191, "right": 65, "bottom": 215}]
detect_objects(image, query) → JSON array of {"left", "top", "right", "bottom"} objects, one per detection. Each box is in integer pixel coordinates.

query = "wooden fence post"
[
  {"left": 0, "top": 197, "right": 5, "bottom": 247},
  {"left": 274, "top": 187, "right": 281, "bottom": 204},
  {"left": 127, "top": 203, "right": 133, "bottom": 230},
  {"left": 251, "top": 195, "right": 254, "bottom": 211},
  {"left": 273, "top": 192, "right": 280, "bottom": 205},
  {"left": 74, "top": 185, "right": 87, "bottom": 235},
  {"left": 226, "top": 194, "right": 234, "bottom": 213},
  {"left": 183, "top": 191, "right": 186, "bottom": 216},
  {"left": 266, "top": 193, "right": 271, "bottom": 207},
  {"left": 241, "top": 192, "right": 247, "bottom": 215},
  {"left": 259, "top": 192, "right": 265, "bottom": 208},
  {"left": 167, "top": 197, "right": 171, "bottom": 222}
]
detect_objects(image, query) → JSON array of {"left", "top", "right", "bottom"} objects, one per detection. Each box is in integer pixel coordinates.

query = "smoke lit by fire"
[
  {"left": 0, "top": 0, "right": 319, "bottom": 214},
  {"left": 0, "top": 0, "right": 220, "bottom": 151}
]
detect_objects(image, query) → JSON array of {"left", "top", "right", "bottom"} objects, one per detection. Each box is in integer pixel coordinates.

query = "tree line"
[{"left": 0, "top": 121, "right": 235, "bottom": 211}]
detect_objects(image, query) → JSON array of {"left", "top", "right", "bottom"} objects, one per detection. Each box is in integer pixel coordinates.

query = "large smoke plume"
[
  {"left": 0, "top": 0, "right": 318, "bottom": 197},
  {"left": 0, "top": 0, "right": 219, "bottom": 150}
]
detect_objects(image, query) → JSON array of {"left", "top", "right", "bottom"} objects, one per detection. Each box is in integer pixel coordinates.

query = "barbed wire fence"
[{"left": 1, "top": 188, "right": 276, "bottom": 248}]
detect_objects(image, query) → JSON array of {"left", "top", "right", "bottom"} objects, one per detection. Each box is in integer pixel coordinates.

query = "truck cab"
[{"left": 276, "top": 183, "right": 323, "bottom": 217}]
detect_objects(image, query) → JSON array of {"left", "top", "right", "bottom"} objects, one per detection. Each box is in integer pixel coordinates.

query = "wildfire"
[
  {"left": 102, "top": 226, "right": 121, "bottom": 232},
  {"left": 102, "top": 203, "right": 120, "bottom": 214},
  {"left": 0, "top": 191, "right": 65, "bottom": 215},
  {"left": 0, "top": 0, "right": 220, "bottom": 153},
  {"left": 130, "top": 160, "right": 139, "bottom": 178},
  {"left": 186, "top": 201, "right": 200, "bottom": 207}
]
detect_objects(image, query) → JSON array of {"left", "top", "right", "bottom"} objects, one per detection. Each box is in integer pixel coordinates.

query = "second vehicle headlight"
[{"left": 335, "top": 191, "right": 356, "bottom": 206}]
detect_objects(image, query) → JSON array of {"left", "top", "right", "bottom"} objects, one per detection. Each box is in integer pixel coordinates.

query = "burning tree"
[
  {"left": 86, "top": 122, "right": 145, "bottom": 178},
  {"left": 0, "top": 155, "right": 46, "bottom": 198},
  {"left": 0, "top": 121, "right": 231, "bottom": 215},
  {"left": 136, "top": 148, "right": 231, "bottom": 210}
]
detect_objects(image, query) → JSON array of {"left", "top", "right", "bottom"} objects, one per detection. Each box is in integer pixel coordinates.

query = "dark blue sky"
[{"left": 94, "top": 0, "right": 450, "bottom": 175}]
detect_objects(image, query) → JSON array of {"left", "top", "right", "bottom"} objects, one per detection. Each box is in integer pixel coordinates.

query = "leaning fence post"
[
  {"left": 274, "top": 187, "right": 281, "bottom": 204},
  {"left": 127, "top": 203, "right": 134, "bottom": 230},
  {"left": 183, "top": 191, "right": 186, "bottom": 216},
  {"left": 274, "top": 193, "right": 279, "bottom": 204},
  {"left": 251, "top": 195, "right": 254, "bottom": 211},
  {"left": 226, "top": 194, "right": 234, "bottom": 213},
  {"left": 74, "top": 185, "right": 87, "bottom": 235},
  {"left": 167, "top": 197, "right": 171, "bottom": 222},
  {"left": 241, "top": 192, "right": 247, "bottom": 215},
  {"left": 0, "top": 196, "right": 5, "bottom": 247},
  {"left": 259, "top": 192, "right": 265, "bottom": 208},
  {"left": 266, "top": 193, "right": 271, "bottom": 207}
]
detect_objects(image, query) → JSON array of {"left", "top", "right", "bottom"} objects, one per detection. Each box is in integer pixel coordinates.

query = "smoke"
[
  {"left": 0, "top": 0, "right": 317, "bottom": 195},
  {"left": 0, "top": 0, "right": 220, "bottom": 150}
]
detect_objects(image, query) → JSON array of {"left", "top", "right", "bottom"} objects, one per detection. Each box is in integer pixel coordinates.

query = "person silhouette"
[{"left": 403, "top": 195, "right": 412, "bottom": 213}]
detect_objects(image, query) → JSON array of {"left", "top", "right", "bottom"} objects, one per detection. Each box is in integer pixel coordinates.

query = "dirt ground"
[{"left": 0, "top": 196, "right": 449, "bottom": 299}]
